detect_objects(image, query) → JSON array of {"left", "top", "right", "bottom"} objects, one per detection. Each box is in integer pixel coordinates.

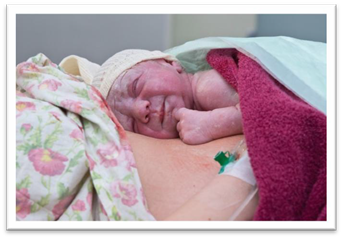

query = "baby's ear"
[
  {"left": 170, "top": 60, "right": 183, "bottom": 74},
  {"left": 157, "top": 59, "right": 183, "bottom": 73}
]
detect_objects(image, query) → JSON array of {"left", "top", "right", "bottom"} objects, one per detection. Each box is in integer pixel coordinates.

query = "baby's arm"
[{"left": 174, "top": 105, "right": 243, "bottom": 145}]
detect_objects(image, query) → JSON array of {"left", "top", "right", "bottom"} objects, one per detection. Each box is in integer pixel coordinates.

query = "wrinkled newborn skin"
[
  {"left": 107, "top": 59, "right": 193, "bottom": 139},
  {"left": 106, "top": 59, "right": 242, "bottom": 144}
]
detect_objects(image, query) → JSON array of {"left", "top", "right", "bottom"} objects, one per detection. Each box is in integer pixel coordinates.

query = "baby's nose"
[{"left": 133, "top": 100, "right": 150, "bottom": 123}]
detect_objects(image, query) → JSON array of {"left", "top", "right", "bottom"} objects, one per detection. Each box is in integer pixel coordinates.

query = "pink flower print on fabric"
[
  {"left": 88, "top": 86, "right": 107, "bottom": 111},
  {"left": 16, "top": 101, "right": 36, "bottom": 112},
  {"left": 17, "top": 62, "right": 40, "bottom": 75},
  {"left": 20, "top": 123, "right": 32, "bottom": 135},
  {"left": 85, "top": 152, "right": 96, "bottom": 171},
  {"left": 140, "top": 187, "right": 147, "bottom": 209},
  {"left": 87, "top": 88, "right": 128, "bottom": 143},
  {"left": 28, "top": 148, "right": 68, "bottom": 176},
  {"left": 96, "top": 141, "right": 120, "bottom": 168},
  {"left": 67, "top": 74, "right": 81, "bottom": 82},
  {"left": 38, "top": 79, "right": 62, "bottom": 91},
  {"left": 60, "top": 99, "right": 82, "bottom": 114},
  {"left": 71, "top": 199, "right": 86, "bottom": 212},
  {"left": 49, "top": 111, "right": 61, "bottom": 121},
  {"left": 16, "top": 188, "right": 32, "bottom": 219},
  {"left": 86, "top": 193, "right": 93, "bottom": 210},
  {"left": 25, "top": 84, "right": 35, "bottom": 97},
  {"left": 69, "top": 129, "right": 84, "bottom": 141},
  {"left": 47, "top": 59, "right": 58, "bottom": 68},
  {"left": 88, "top": 86, "right": 125, "bottom": 136},
  {"left": 22, "top": 123, "right": 32, "bottom": 132},
  {"left": 99, "top": 202, "right": 109, "bottom": 220},
  {"left": 52, "top": 194, "right": 75, "bottom": 220},
  {"left": 124, "top": 152, "right": 137, "bottom": 172},
  {"left": 16, "top": 90, "right": 27, "bottom": 97},
  {"left": 111, "top": 181, "right": 138, "bottom": 207}
]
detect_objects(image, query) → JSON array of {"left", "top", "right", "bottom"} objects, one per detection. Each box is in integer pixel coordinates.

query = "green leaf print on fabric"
[
  {"left": 128, "top": 211, "right": 138, "bottom": 221},
  {"left": 41, "top": 176, "right": 50, "bottom": 190},
  {"left": 41, "top": 105, "right": 55, "bottom": 111},
  {"left": 43, "top": 122, "right": 63, "bottom": 149},
  {"left": 95, "top": 184, "right": 102, "bottom": 193},
  {"left": 27, "top": 123, "right": 42, "bottom": 149},
  {"left": 38, "top": 193, "right": 51, "bottom": 207},
  {"left": 111, "top": 206, "right": 121, "bottom": 221},
  {"left": 105, "top": 189, "right": 113, "bottom": 202},
  {"left": 16, "top": 176, "right": 31, "bottom": 190},
  {"left": 75, "top": 213, "right": 82, "bottom": 221},
  {"left": 80, "top": 108, "right": 97, "bottom": 118},
  {"left": 74, "top": 88, "right": 90, "bottom": 100},
  {"left": 23, "top": 72, "right": 43, "bottom": 82},
  {"left": 30, "top": 203, "right": 40, "bottom": 213},
  {"left": 87, "top": 178, "right": 93, "bottom": 193},
  {"left": 91, "top": 171, "right": 102, "bottom": 180},
  {"left": 31, "top": 53, "right": 44, "bottom": 64},
  {"left": 47, "top": 214, "right": 54, "bottom": 221},
  {"left": 17, "top": 142, "right": 36, "bottom": 155},
  {"left": 20, "top": 123, "right": 32, "bottom": 136},
  {"left": 57, "top": 182, "right": 70, "bottom": 200},
  {"left": 44, "top": 68, "right": 65, "bottom": 80},
  {"left": 122, "top": 173, "right": 133, "bottom": 182},
  {"left": 87, "top": 134, "right": 100, "bottom": 147},
  {"left": 16, "top": 54, "right": 155, "bottom": 221},
  {"left": 65, "top": 150, "right": 84, "bottom": 173}
]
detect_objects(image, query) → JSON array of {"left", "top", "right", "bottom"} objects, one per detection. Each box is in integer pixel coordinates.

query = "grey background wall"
[
  {"left": 16, "top": 14, "right": 326, "bottom": 65},
  {"left": 171, "top": 14, "right": 256, "bottom": 46},
  {"left": 16, "top": 14, "right": 171, "bottom": 65},
  {"left": 255, "top": 14, "right": 326, "bottom": 42}
]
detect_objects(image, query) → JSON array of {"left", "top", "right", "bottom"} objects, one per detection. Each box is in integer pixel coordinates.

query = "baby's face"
[{"left": 106, "top": 59, "right": 193, "bottom": 139}]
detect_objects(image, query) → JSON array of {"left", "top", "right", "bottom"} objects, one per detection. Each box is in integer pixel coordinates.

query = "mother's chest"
[{"left": 135, "top": 151, "right": 220, "bottom": 220}]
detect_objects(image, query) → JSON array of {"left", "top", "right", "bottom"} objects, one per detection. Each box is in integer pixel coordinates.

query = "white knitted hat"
[{"left": 92, "top": 49, "right": 178, "bottom": 99}]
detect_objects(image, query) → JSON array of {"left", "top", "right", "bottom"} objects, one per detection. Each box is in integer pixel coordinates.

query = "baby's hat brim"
[{"left": 92, "top": 49, "right": 178, "bottom": 99}]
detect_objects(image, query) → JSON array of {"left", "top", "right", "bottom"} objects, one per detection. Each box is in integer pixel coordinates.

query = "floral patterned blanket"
[{"left": 16, "top": 54, "right": 155, "bottom": 221}]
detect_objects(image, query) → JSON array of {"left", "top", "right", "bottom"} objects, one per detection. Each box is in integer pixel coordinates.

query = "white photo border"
[{"left": 7, "top": 4, "right": 336, "bottom": 231}]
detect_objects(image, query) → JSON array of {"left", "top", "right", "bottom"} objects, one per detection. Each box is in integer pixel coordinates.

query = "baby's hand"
[
  {"left": 173, "top": 108, "right": 213, "bottom": 145},
  {"left": 174, "top": 106, "right": 243, "bottom": 145}
]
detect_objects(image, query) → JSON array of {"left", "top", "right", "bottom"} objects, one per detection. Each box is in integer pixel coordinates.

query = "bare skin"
[
  {"left": 106, "top": 57, "right": 256, "bottom": 220},
  {"left": 58, "top": 54, "right": 257, "bottom": 220},
  {"left": 107, "top": 59, "right": 242, "bottom": 145},
  {"left": 127, "top": 132, "right": 258, "bottom": 221}
]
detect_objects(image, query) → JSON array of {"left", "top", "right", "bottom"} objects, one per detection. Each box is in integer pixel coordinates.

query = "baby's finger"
[
  {"left": 173, "top": 109, "right": 180, "bottom": 121},
  {"left": 176, "top": 121, "right": 182, "bottom": 133},
  {"left": 178, "top": 130, "right": 183, "bottom": 140},
  {"left": 173, "top": 108, "right": 186, "bottom": 121}
]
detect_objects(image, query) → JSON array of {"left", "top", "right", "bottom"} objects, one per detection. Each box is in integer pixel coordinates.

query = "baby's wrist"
[{"left": 204, "top": 111, "right": 218, "bottom": 140}]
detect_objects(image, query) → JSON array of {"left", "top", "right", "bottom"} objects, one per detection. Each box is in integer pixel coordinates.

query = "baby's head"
[{"left": 93, "top": 50, "right": 194, "bottom": 139}]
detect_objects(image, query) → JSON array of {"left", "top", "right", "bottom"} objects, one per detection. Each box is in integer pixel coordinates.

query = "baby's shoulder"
[{"left": 194, "top": 69, "right": 239, "bottom": 110}]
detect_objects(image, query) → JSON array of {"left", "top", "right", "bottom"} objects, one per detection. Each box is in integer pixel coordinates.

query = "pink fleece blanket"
[{"left": 206, "top": 49, "right": 326, "bottom": 221}]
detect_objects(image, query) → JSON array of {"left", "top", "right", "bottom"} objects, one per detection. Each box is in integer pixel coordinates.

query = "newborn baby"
[{"left": 93, "top": 50, "right": 242, "bottom": 145}]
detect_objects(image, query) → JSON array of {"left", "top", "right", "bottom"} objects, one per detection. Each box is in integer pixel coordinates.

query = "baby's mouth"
[{"left": 159, "top": 100, "right": 165, "bottom": 124}]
